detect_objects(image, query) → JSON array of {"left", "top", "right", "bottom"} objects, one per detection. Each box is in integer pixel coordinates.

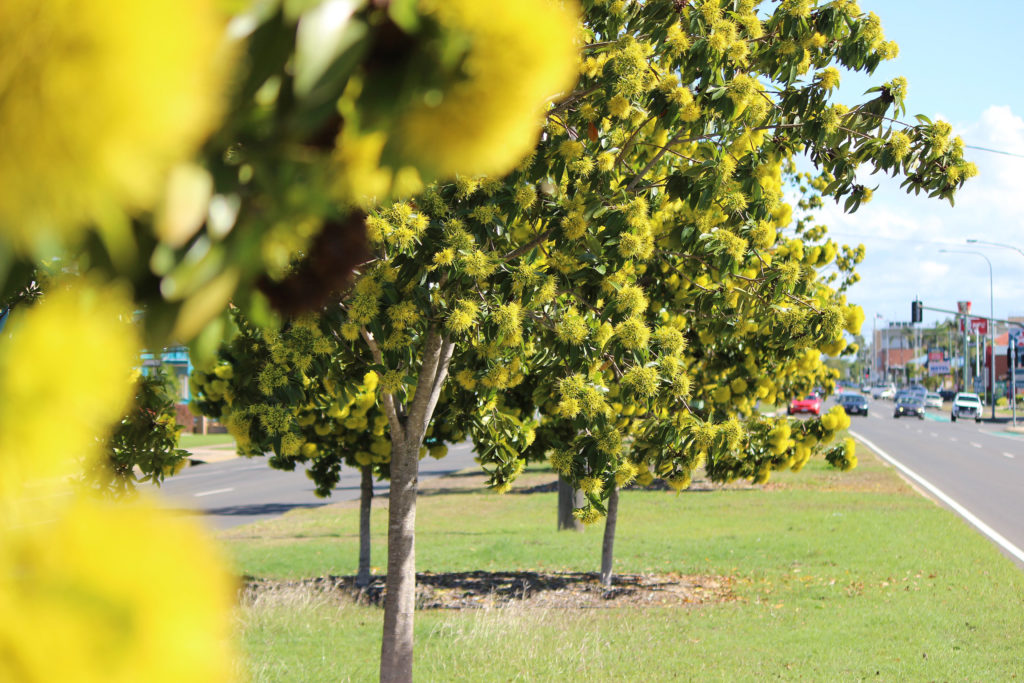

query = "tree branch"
[
  {"left": 625, "top": 130, "right": 688, "bottom": 192},
  {"left": 614, "top": 114, "right": 658, "bottom": 169},
  {"left": 503, "top": 226, "right": 557, "bottom": 261},
  {"left": 361, "top": 327, "right": 406, "bottom": 443},
  {"left": 406, "top": 327, "right": 444, "bottom": 444},
  {"left": 419, "top": 337, "right": 455, "bottom": 436}
]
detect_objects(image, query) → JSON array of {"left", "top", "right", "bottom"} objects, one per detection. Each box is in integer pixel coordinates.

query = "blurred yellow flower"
[
  {"left": 0, "top": 496, "right": 236, "bottom": 683},
  {"left": 0, "top": 0, "right": 232, "bottom": 251},
  {"left": 393, "top": 0, "right": 580, "bottom": 179},
  {"left": 0, "top": 281, "right": 139, "bottom": 502}
]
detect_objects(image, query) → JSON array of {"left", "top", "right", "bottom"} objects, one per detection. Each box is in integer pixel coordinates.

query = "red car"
[{"left": 788, "top": 393, "right": 822, "bottom": 416}]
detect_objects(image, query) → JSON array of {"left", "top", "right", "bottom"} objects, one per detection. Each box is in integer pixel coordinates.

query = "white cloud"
[{"left": 798, "top": 105, "right": 1024, "bottom": 326}]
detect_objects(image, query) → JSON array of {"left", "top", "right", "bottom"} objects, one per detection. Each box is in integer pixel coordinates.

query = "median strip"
[{"left": 851, "top": 430, "right": 1024, "bottom": 565}]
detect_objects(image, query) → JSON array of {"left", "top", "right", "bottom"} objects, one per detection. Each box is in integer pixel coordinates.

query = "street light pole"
[
  {"left": 873, "top": 313, "right": 884, "bottom": 384},
  {"left": 940, "top": 248, "right": 996, "bottom": 419},
  {"left": 967, "top": 238, "right": 1024, "bottom": 258},
  {"left": 968, "top": 238, "right": 1024, "bottom": 416}
]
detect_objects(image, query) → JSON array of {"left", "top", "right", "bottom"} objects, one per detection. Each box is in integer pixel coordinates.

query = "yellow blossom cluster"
[
  {"left": 0, "top": 281, "right": 234, "bottom": 681},
  {"left": 0, "top": 0, "right": 232, "bottom": 252}
]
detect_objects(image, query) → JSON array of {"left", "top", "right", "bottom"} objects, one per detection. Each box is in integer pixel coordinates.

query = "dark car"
[
  {"left": 893, "top": 396, "right": 925, "bottom": 419},
  {"left": 939, "top": 389, "right": 956, "bottom": 402},
  {"left": 837, "top": 392, "right": 868, "bottom": 416}
]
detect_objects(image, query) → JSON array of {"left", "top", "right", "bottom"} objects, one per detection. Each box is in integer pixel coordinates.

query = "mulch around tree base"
[{"left": 243, "top": 570, "right": 737, "bottom": 610}]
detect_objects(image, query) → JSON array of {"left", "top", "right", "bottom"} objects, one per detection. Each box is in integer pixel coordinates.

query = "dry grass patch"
[{"left": 243, "top": 570, "right": 737, "bottom": 611}]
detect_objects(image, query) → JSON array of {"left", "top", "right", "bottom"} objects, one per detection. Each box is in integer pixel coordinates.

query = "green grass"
[
  {"left": 224, "top": 448, "right": 1024, "bottom": 681},
  {"left": 179, "top": 432, "right": 235, "bottom": 449}
]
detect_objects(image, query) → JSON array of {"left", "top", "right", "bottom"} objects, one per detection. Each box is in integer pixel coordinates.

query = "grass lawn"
[
  {"left": 179, "top": 432, "right": 235, "bottom": 449},
  {"left": 222, "top": 446, "right": 1024, "bottom": 682}
]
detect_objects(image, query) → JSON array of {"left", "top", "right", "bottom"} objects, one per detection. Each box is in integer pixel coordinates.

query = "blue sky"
[{"left": 798, "top": 1, "right": 1024, "bottom": 334}]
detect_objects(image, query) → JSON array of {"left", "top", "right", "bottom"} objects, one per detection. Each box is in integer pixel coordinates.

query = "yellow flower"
[
  {"left": 614, "top": 317, "right": 651, "bottom": 350},
  {"left": 0, "top": 495, "right": 235, "bottom": 682},
  {"left": 608, "top": 94, "right": 632, "bottom": 118},
  {"left": 389, "top": 0, "right": 580, "bottom": 179},
  {"left": 446, "top": 299, "right": 480, "bottom": 335},
  {"left": 614, "top": 461, "right": 638, "bottom": 487},
  {"left": 818, "top": 67, "right": 840, "bottom": 91},
  {"left": 621, "top": 365, "right": 659, "bottom": 398},
  {"left": 580, "top": 476, "right": 603, "bottom": 496},
  {"left": 666, "top": 472, "right": 692, "bottom": 492},
  {"left": 0, "top": 281, "right": 139, "bottom": 499},
  {"left": 0, "top": 0, "right": 232, "bottom": 251},
  {"left": 572, "top": 504, "right": 604, "bottom": 525}
]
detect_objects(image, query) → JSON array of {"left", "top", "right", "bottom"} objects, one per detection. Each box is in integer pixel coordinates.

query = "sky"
[{"left": 797, "top": 1, "right": 1024, "bottom": 335}]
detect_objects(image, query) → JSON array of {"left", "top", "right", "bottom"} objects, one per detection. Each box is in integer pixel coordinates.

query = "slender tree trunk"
[
  {"left": 356, "top": 465, "right": 373, "bottom": 588},
  {"left": 600, "top": 486, "right": 619, "bottom": 587},
  {"left": 377, "top": 329, "right": 454, "bottom": 683},
  {"left": 557, "top": 476, "right": 584, "bottom": 531},
  {"left": 379, "top": 438, "right": 418, "bottom": 683}
]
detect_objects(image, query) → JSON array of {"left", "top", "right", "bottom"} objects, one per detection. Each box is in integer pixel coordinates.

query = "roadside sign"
[
  {"left": 928, "top": 349, "right": 944, "bottom": 362},
  {"left": 1010, "top": 328, "right": 1024, "bottom": 343},
  {"left": 970, "top": 318, "right": 988, "bottom": 335},
  {"left": 929, "top": 361, "right": 951, "bottom": 376},
  {"left": 957, "top": 301, "right": 972, "bottom": 314}
]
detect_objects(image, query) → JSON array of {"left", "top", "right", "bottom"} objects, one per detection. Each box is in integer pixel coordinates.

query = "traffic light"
[{"left": 911, "top": 299, "right": 923, "bottom": 323}]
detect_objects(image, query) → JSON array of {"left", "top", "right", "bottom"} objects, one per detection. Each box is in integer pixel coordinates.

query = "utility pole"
[
  {"left": 958, "top": 325, "right": 966, "bottom": 395},
  {"left": 1012, "top": 336, "right": 1017, "bottom": 427}
]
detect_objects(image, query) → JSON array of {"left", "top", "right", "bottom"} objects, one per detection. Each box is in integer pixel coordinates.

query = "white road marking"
[
  {"left": 194, "top": 487, "right": 234, "bottom": 497},
  {"left": 930, "top": 432, "right": 939, "bottom": 438},
  {"left": 1004, "top": 452, "right": 1016, "bottom": 459},
  {"left": 917, "top": 429, "right": 924, "bottom": 434},
  {"left": 971, "top": 442, "right": 983, "bottom": 449},
  {"left": 870, "top": 413, "right": 882, "bottom": 419},
  {"left": 851, "top": 430, "right": 1024, "bottom": 566},
  {"left": 950, "top": 437, "right": 958, "bottom": 442}
]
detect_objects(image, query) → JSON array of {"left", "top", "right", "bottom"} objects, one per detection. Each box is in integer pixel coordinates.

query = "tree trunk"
[
  {"left": 600, "top": 486, "right": 619, "bottom": 587},
  {"left": 376, "top": 329, "right": 454, "bottom": 683},
  {"left": 557, "top": 476, "right": 584, "bottom": 531},
  {"left": 379, "top": 439, "right": 418, "bottom": 683},
  {"left": 356, "top": 465, "right": 373, "bottom": 588}
]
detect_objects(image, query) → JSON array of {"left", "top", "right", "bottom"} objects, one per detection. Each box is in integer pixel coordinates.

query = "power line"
[
  {"left": 963, "top": 144, "right": 1024, "bottom": 160},
  {"left": 823, "top": 231, "right": 966, "bottom": 247}
]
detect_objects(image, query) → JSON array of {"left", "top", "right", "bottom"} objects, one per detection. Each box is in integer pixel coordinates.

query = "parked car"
[
  {"left": 951, "top": 393, "right": 983, "bottom": 423},
  {"left": 939, "top": 389, "right": 957, "bottom": 402},
  {"left": 924, "top": 392, "right": 943, "bottom": 410},
  {"left": 894, "top": 395, "right": 926, "bottom": 419},
  {"left": 837, "top": 393, "right": 868, "bottom": 416},
  {"left": 861, "top": 383, "right": 872, "bottom": 393},
  {"left": 788, "top": 393, "right": 823, "bottom": 416}
]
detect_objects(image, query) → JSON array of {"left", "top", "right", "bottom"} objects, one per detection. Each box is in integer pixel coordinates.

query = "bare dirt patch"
[{"left": 243, "top": 570, "right": 737, "bottom": 610}]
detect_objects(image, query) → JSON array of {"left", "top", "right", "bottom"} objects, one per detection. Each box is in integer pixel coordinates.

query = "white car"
[
  {"left": 879, "top": 387, "right": 896, "bottom": 400},
  {"left": 872, "top": 384, "right": 895, "bottom": 399},
  {"left": 951, "top": 393, "right": 983, "bottom": 423},
  {"left": 924, "top": 392, "right": 943, "bottom": 410}
]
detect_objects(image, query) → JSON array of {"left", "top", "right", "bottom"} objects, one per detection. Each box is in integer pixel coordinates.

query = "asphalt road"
[
  {"left": 150, "top": 441, "right": 479, "bottom": 530},
  {"left": 845, "top": 396, "right": 1024, "bottom": 568}
]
